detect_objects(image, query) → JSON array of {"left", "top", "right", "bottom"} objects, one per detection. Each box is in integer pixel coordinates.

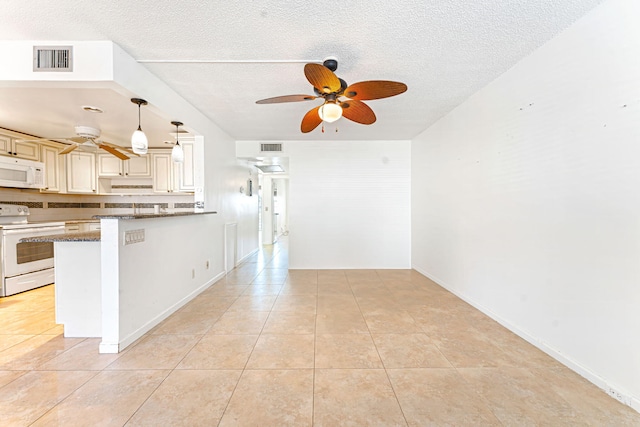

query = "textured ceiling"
[{"left": 0, "top": 0, "right": 603, "bottom": 143}]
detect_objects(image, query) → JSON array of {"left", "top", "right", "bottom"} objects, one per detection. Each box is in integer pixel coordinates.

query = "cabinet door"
[
  {"left": 125, "top": 155, "right": 151, "bottom": 177},
  {"left": 176, "top": 142, "right": 195, "bottom": 192},
  {"left": 0, "top": 134, "right": 13, "bottom": 157},
  {"left": 67, "top": 152, "right": 96, "bottom": 193},
  {"left": 0, "top": 135, "right": 39, "bottom": 160},
  {"left": 97, "top": 154, "right": 123, "bottom": 177},
  {"left": 13, "top": 140, "right": 40, "bottom": 161},
  {"left": 40, "top": 145, "right": 61, "bottom": 192},
  {"left": 152, "top": 153, "right": 174, "bottom": 193}
]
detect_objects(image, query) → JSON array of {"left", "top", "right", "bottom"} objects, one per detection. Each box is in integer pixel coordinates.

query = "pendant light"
[
  {"left": 130, "top": 98, "right": 148, "bottom": 155},
  {"left": 171, "top": 121, "right": 184, "bottom": 163}
]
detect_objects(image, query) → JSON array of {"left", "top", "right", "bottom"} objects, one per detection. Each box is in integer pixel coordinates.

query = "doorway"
[{"left": 259, "top": 174, "right": 289, "bottom": 246}]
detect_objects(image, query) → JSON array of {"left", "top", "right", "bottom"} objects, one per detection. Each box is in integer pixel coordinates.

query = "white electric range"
[{"left": 0, "top": 203, "right": 65, "bottom": 296}]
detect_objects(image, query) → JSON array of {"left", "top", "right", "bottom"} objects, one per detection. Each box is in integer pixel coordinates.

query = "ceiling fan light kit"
[
  {"left": 318, "top": 102, "right": 342, "bottom": 123},
  {"left": 130, "top": 98, "right": 148, "bottom": 155},
  {"left": 256, "top": 58, "right": 407, "bottom": 133},
  {"left": 171, "top": 120, "right": 185, "bottom": 163}
]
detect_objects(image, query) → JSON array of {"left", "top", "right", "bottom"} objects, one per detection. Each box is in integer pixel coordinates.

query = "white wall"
[
  {"left": 100, "top": 214, "right": 224, "bottom": 352},
  {"left": 411, "top": 0, "right": 640, "bottom": 411},
  {"left": 287, "top": 140, "right": 411, "bottom": 269}
]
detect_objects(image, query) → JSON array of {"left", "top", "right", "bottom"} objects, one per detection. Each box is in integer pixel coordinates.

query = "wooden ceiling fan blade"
[
  {"left": 304, "top": 63, "right": 341, "bottom": 94},
  {"left": 301, "top": 106, "right": 323, "bottom": 133},
  {"left": 256, "top": 94, "right": 317, "bottom": 104},
  {"left": 98, "top": 144, "right": 130, "bottom": 160},
  {"left": 100, "top": 141, "right": 139, "bottom": 156},
  {"left": 58, "top": 144, "right": 79, "bottom": 155},
  {"left": 343, "top": 81, "right": 407, "bottom": 100},
  {"left": 340, "top": 100, "right": 377, "bottom": 125}
]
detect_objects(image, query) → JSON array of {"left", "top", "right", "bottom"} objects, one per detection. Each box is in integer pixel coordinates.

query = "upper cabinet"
[
  {"left": 151, "top": 144, "right": 195, "bottom": 194},
  {"left": 40, "top": 144, "right": 64, "bottom": 193},
  {"left": 175, "top": 141, "right": 195, "bottom": 192},
  {"left": 97, "top": 153, "right": 151, "bottom": 178},
  {"left": 66, "top": 152, "right": 96, "bottom": 193},
  {"left": 151, "top": 152, "right": 175, "bottom": 193},
  {"left": 0, "top": 133, "right": 40, "bottom": 161},
  {"left": 0, "top": 130, "right": 196, "bottom": 195}
]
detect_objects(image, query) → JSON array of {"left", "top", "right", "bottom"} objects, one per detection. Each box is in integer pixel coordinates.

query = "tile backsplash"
[{"left": 0, "top": 187, "right": 194, "bottom": 222}]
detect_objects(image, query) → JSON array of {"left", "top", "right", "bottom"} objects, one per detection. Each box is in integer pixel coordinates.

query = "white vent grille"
[
  {"left": 260, "top": 143, "right": 282, "bottom": 152},
  {"left": 33, "top": 46, "right": 73, "bottom": 71}
]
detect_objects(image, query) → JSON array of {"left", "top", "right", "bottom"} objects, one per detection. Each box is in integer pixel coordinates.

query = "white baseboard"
[
  {"left": 412, "top": 265, "right": 639, "bottom": 414},
  {"left": 98, "top": 342, "right": 119, "bottom": 354},
  {"left": 106, "top": 271, "right": 226, "bottom": 354},
  {"left": 237, "top": 247, "right": 259, "bottom": 266}
]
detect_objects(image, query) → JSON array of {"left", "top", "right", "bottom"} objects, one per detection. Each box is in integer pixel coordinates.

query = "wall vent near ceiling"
[
  {"left": 33, "top": 46, "right": 73, "bottom": 72},
  {"left": 260, "top": 143, "right": 282, "bottom": 152}
]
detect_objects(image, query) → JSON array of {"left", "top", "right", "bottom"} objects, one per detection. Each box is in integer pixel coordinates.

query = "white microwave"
[{"left": 0, "top": 157, "right": 45, "bottom": 189}]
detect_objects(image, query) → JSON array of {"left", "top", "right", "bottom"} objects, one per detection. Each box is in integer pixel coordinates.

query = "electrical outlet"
[
  {"left": 192, "top": 269, "right": 195, "bottom": 279},
  {"left": 205, "top": 260, "right": 210, "bottom": 269}
]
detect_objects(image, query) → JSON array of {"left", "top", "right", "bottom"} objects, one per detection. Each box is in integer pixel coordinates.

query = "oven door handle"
[{"left": 3, "top": 226, "right": 65, "bottom": 235}]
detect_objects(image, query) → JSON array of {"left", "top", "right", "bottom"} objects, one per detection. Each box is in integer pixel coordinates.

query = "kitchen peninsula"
[{"left": 23, "top": 210, "right": 221, "bottom": 353}]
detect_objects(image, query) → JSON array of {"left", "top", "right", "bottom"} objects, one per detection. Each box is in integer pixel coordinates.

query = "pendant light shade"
[
  {"left": 171, "top": 121, "right": 184, "bottom": 163},
  {"left": 131, "top": 98, "right": 148, "bottom": 155},
  {"left": 318, "top": 102, "right": 342, "bottom": 123}
]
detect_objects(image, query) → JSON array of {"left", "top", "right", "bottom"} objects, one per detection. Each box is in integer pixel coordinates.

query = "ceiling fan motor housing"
[
  {"left": 74, "top": 125, "right": 101, "bottom": 139},
  {"left": 323, "top": 58, "right": 338, "bottom": 71}
]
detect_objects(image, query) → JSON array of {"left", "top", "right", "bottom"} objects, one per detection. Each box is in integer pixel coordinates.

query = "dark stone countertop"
[
  {"left": 20, "top": 231, "right": 101, "bottom": 243},
  {"left": 93, "top": 211, "right": 217, "bottom": 220}
]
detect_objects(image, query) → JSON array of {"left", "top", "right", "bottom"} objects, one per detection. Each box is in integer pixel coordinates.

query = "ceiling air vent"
[
  {"left": 260, "top": 143, "right": 282, "bottom": 152},
  {"left": 33, "top": 46, "right": 73, "bottom": 72}
]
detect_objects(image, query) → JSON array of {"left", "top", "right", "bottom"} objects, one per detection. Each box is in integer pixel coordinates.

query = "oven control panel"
[{"left": 0, "top": 204, "right": 30, "bottom": 218}]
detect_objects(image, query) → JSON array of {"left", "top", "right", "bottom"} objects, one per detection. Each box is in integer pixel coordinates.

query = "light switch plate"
[{"left": 124, "top": 229, "right": 145, "bottom": 245}]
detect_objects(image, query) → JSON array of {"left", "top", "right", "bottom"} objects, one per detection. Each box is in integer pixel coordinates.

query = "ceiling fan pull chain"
[
  {"left": 322, "top": 124, "right": 325, "bottom": 133},
  {"left": 335, "top": 127, "right": 338, "bottom": 132}
]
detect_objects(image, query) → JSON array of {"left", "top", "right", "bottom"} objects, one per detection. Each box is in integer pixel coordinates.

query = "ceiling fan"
[
  {"left": 20, "top": 126, "right": 138, "bottom": 160},
  {"left": 256, "top": 58, "right": 407, "bottom": 133}
]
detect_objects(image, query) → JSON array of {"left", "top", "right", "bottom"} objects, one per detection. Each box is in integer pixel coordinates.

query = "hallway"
[{"left": 0, "top": 237, "right": 638, "bottom": 425}]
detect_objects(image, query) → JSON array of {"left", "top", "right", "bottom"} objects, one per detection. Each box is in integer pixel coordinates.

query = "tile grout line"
[{"left": 311, "top": 268, "right": 318, "bottom": 427}]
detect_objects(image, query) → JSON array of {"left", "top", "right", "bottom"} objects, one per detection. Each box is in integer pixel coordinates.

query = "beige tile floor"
[{"left": 0, "top": 237, "right": 639, "bottom": 426}]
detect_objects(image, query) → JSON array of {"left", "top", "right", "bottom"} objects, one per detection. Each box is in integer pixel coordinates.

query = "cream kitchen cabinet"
[
  {"left": 0, "top": 133, "right": 40, "bottom": 161},
  {"left": 151, "top": 146, "right": 195, "bottom": 194},
  {"left": 97, "top": 153, "right": 151, "bottom": 178},
  {"left": 175, "top": 141, "right": 195, "bottom": 192},
  {"left": 151, "top": 152, "right": 175, "bottom": 193},
  {"left": 66, "top": 152, "right": 97, "bottom": 193},
  {"left": 40, "top": 144, "right": 64, "bottom": 193}
]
